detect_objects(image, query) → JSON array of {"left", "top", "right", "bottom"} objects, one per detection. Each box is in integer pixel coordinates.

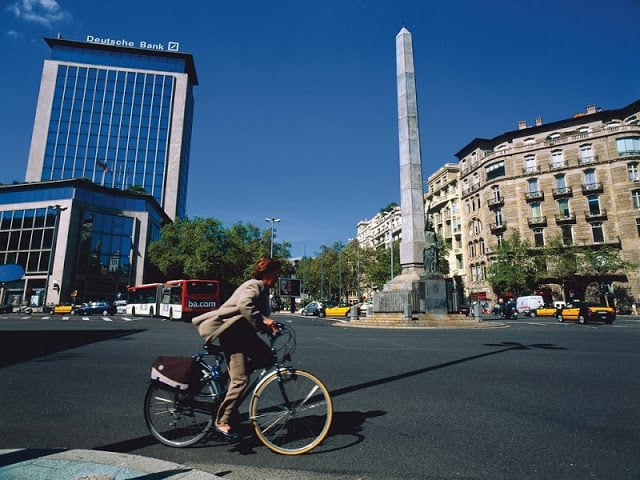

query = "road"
[{"left": 0, "top": 312, "right": 639, "bottom": 479}]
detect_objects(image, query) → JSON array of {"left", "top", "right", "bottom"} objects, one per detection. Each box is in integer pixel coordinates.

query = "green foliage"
[
  {"left": 379, "top": 203, "right": 398, "bottom": 214},
  {"left": 486, "top": 229, "right": 539, "bottom": 296},
  {"left": 147, "top": 217, "right": 291, "bottom": 295}
]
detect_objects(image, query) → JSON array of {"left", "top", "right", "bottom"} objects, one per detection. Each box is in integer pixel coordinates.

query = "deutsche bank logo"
[{"left": 168, "top": 41, "right": 180, "bottom": 51}]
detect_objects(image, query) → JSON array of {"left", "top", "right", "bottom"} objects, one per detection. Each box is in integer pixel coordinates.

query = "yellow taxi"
[
  {"left": 45, "top": 304, "right": 76, "bottom": 314},
  {"left": 532, "top": 305, "right": 559, "bottom": 317},
  {"left": 324, "top": 304, "right": 353, "bottom": 317},
  {"left": 557, "top": 301, "right": 616, "bottom": 324}
]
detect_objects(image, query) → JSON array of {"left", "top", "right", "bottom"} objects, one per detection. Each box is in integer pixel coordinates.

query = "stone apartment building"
[
  {"left": 357, "top": 99, "right": 640, "bottom": 308},
  {"left": 456, "top": 99, "right": 640, "bottom": 303},
  {"left": 424, "top": 163, "right": 464, "bottom": 280}
]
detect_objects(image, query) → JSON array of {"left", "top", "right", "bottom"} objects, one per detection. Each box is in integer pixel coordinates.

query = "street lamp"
[
  {"left": 43, "top": 204, "right": 68, "bottom": 307},
  {"left": 265, "top": 217, "right": 281, "bottom": 257}
]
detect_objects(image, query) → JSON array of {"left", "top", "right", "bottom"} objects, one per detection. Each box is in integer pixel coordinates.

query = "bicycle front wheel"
[
  {"left": 250, "top": 368, "right": 333, "bottom": 455},
  {"left": 144, "top": 380, "right": 217, "bottom": 447}
]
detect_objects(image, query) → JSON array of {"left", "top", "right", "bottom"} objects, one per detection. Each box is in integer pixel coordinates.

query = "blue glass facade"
[
  {"left": 0, "top": 180, "right": 169, "bottom": 306},
  {"left": 34, "top": 38, "right": 197, "bottom": 219}
]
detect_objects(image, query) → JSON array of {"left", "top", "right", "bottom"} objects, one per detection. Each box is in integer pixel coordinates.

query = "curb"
[{"left": 0, "top": 449, "right": 221, "bottom": 480}]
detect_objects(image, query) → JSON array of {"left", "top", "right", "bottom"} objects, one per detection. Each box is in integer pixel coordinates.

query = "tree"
[
  {"left": 486, "top": 229, "right": 539, "bottom": 297},
  {"left": 147, "top": 217, "right": 291, "bottom": 299},
  {"left": 540, "top": 234, "right": 635, "bottom": 303},
  {"left": 367, "top": 240, "right": 400, "bottom": 290}
]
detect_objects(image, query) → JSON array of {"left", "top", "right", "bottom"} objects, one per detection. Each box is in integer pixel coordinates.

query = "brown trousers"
[{"left": 216, "top": 320, "right": 272, "bottom": 428}]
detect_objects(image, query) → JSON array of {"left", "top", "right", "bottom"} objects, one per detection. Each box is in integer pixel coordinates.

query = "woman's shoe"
[{"left": 214, "top": 425, "right": 240, "bottom": 442}]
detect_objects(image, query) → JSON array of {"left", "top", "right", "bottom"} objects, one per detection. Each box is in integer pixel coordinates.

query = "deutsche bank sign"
[{"left": 86, "top": 35, "right": 180, "bottom": 52}]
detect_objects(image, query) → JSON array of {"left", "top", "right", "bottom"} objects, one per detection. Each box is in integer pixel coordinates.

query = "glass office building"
[
  {"left": 0, "top": 37, "right": 196, "bottom": 309},
  {"left": 26, "top": 37, "right": 199, "bottom": 221},
  {"left": 0, "top": 179, "right": 169, "bottom": 308}
]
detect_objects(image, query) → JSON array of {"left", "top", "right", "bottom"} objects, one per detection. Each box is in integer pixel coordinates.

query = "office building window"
[
  {"left": 592, "top": 223, "right": 604, "bottom": 243},
  {"left": 617, "top": 137, "right": 640, "bottom": 156},
  {"left": 524, "top": 155, "right": 537, "bottom": 173},
  {"left": 533, "top": 228, "right": 544, "bottom": 247},
  {"left": 629, "top": 162, "right": 640, "bottom": 181},
  {"left": 561, "top": 225, "right": 573, "bottom": 246},
  {"left": 633, "top": 190, "right": 640, "bottom": 209},
  {"left": 587, "top": 195, "right": 601, "bottom": 215},
  {"left": 558, "top": 198, "right": 570, "bottom": 218},
  {"left": 583, "top": 168, "right": 597, "bottom": 188},
  {"left": 0, "top": 208, "right": 54, "bottom": 274},
  {"left": 637, "top": 218, "right": 640, "bottom": 237},
  {"left": 486, "top": 161, "right": 505, "bottom": 180},
  {"left": 579, "top": 144, "right": 595, "bottom": 164},
  {"left": 551, "top": 149, "right": 564, "bottom": 168}
]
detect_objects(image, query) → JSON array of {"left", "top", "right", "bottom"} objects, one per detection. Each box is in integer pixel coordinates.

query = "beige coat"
[{"left": 192, "top": 278, "right": 269, "bottom": 344}]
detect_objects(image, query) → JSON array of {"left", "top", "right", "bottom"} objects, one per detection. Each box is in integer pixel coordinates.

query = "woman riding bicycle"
[{"left": 192, "top": 256, "right": 281, "bottom": 441}]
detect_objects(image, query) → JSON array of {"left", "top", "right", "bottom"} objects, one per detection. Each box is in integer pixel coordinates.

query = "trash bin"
[
  {"left": 473, "top": 302, "right": 482, "bottom": 319},
  {"left": 350, "top": 305, "right": 359, "bottom": 320}
]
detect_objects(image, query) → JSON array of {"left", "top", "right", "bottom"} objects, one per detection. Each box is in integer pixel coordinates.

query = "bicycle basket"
[{"left": 271, "top": 325, "right": 296, "bottom": 362}]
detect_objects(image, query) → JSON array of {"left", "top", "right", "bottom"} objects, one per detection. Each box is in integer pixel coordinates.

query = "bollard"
[
  {"left": 473, "top": 302, "right": 482, "bottom": 320},
  {"left": 350, "top": 305, "right": 359, "bottom": 320}
]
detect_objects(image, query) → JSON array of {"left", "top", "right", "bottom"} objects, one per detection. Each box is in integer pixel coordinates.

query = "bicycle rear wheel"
[
  {"left": 250, "top": 368, "right": 333, "bottom": 455},
  {"left": 144, "top": 380, "right": 218, "bottom": 447}
]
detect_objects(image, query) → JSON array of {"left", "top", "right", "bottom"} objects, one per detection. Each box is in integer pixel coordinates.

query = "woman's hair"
[{"left": 252, "top": 256, "right": 281, "bottom": 279}]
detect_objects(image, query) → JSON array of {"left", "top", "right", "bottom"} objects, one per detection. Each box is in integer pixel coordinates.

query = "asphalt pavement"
[{"left": 2, "top": 312, "right": 638, "bottom": 480}]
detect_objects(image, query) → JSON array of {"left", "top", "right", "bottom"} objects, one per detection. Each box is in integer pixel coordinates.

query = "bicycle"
[{"left": 143, "top": 322, "right": 333, "bottom": 455}]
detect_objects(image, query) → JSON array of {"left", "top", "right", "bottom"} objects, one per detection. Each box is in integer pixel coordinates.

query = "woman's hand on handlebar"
[{"left": 263, "top": 318, "right": 280, "bottom": 335}]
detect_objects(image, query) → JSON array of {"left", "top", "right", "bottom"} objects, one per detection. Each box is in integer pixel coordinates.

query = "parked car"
[
  {"left": 45, "top": 304, "right": 76, "bottom": 314},
  {"left": 74, "top": 301, "right": 116, "bottom": 316},
  {"left": 301, "top": 301, "right": 325, "bottom": 317},
  {"left": 114, "top": 300, "right": 127, "bottom": 314},
  {"left": 0, "top": 304, "right": 14, "bottom": 314},
  {"left": 531, "top": 304, "right": 560, "bottom": 317},
  {"left": 325, "top": 304, "right": 353, "bottom": 317},
  {"left": 557, "top": 301, "right": 616, "bottom": 324},
  {"left": 516, "top": 295, "right": 544, "bottom": 316},
  {"left": 359, "top": 302, "right": 374, "bottom": 316}
]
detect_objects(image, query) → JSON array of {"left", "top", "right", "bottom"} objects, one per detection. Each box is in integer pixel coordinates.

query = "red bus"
[
  {"left": 159, "top": 279, "right": 220, "bottom": 321},
  {"left": 126, "top": 283, "right": 163, "bottom": 317}
]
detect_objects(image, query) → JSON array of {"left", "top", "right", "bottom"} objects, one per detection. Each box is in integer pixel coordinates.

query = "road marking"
[{"left": 102, "top": 317, "right": 112, "bottom": 322}]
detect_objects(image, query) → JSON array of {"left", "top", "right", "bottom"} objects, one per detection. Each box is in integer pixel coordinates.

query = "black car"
[
  {"left": 74, "top": 301, "right": 116, "bottom": 316},
  {"left": 0, "top": 304, "right": 14, "bottom": 314},
  {"left": 301, "top": 301, "right": 325, "bottom": 317}
]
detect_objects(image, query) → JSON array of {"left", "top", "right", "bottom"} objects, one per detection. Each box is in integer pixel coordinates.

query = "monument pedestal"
[{"left": 372, "top": 272, "right": 447, "bottom": 317}]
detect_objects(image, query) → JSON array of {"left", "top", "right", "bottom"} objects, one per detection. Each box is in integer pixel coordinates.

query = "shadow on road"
[
  {"left": 0, "top": 329, "right": 144, "bottom": 367},
  {"left": 329, "top": 341, "right": 567, "bottom": 399}
]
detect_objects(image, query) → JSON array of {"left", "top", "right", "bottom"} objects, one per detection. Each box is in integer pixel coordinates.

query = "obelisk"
[{"left": 391, "top": 26, "right": 426, "bottom": 287}]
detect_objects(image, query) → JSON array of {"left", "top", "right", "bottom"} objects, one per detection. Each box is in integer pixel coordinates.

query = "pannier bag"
[{"left": 151, "top": 356, "right": 198, "bottom": 390}]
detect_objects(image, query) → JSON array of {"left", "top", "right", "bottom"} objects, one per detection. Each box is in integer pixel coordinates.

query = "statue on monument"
[{"left": 423, "top": 215, "right": 441, "bottom": 274}]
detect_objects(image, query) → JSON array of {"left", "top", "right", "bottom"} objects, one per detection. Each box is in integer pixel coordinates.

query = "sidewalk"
[{"left": 0, "top": 448, "right": 221, "bottom": 479}]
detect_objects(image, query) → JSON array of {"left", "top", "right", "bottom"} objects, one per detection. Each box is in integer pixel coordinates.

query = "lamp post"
[
  {"left": 265, "top": 217, "right": 281, "bottom": 257},
  {"left": 43, "top": 204, "right": 67, "bottom": 307}
]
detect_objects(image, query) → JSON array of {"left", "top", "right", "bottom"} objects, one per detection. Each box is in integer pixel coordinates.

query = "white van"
[{"left": 516, "top": 296, "right": 544, "bottom": 316}]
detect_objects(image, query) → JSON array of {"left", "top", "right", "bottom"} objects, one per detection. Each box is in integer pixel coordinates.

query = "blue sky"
[{"left": 2, "top": 0, "right": 639, "bottom": 258}]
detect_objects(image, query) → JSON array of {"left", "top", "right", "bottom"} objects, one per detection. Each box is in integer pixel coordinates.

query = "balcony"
[
  {"left": 581, "top": 182, "right": 604, "bottom": 194},
  {"left": 527, "top": 216, "right": 547, "bottom": 227},
  {"left": 522, "top": 166, "right": 541, "bottom": 175},
  {"left": 578, "top": 154, "right": 599, "bottom": 165},
  {"left": 552, "top": 186, "right": 573, "bottom": 198},
  {"left": 525, "top": 190, "right": 544, "bottom": 202},
  {"left": 549, "top": 161, "right": 567, "bottom": 170},
  {"left": 487, "top": 196, "right": 504, "bottom": 208},
  {"left": 585, "top": 208, "right": 608, "bottom": 221},
  {"left": 555, "top": 213, "right": 577, "bottom": 224},
  {"left": 489, "top": 222, "right": 507, "bottom": 233}
]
